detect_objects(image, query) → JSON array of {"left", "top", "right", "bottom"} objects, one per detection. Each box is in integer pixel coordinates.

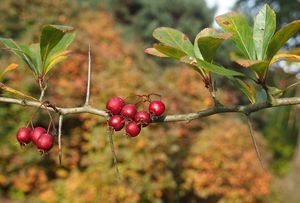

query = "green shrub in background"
[{"left": 102, "top": 0, "right": 215, "bottom": 44}]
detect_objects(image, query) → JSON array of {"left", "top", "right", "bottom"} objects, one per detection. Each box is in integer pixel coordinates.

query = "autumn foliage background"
[{"left": 0, "top": 0, "right": 299, "bottom": 202}]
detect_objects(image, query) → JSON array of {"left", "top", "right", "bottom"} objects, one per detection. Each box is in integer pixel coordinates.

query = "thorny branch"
[{"left": 0, "top": 96, "right": 299, "bottom": 122}]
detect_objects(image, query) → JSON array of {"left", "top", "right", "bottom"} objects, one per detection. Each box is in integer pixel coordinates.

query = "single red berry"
[
  {"left": 121, "top": 104, "right": 137, "bottom": 119},
  {"left": 16, "top": 127, "right": 31, "bottom": 145},
  {"left": 106, "top": 96, "right": 125, "bottom": 115},
  {"left": 149, "top": 100, "right": 165, "bottom": 116},
  {"left": 135, "top": 111, "right": 151, "bottom": 127},
  {"left": 108, "top": 115, "right": 125, "bottom": 131},
  {"left": 36, "top": 133, "right": 54, "bottom": 152},
  {"left": 30, "top": 127, "right": 46, "bottom": 145},
  {"left": 126, "top": 121, "right": 141, "bottom": 137}
]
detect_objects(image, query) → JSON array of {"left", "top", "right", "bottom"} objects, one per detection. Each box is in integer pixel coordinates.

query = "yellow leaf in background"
[
  {"left": 0, "top": 63, "right": 18, "bottom": 78},
  {"left": 56, "top": 168, "right": 69, "bottom": 178},
  {"left": 270, "top": 53, "right": 300, "bottom": 64},
  {"left": 0, "top": 174, "right": 7, "bottom": 185}
]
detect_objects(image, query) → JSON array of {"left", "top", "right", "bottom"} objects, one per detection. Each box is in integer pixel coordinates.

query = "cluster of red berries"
[
  {"left": 16, "top": 126, "right": 54, "bottom": 153},
  {"left": 106, "top": 95, "right": 165, "bottom": 137}
]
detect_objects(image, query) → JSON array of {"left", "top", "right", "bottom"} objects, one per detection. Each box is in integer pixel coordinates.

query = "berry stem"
[
  {"left": 44, "top": 107, "right": 57, "bottom": 135},
  {"left": 58, "top": 115, "right": 63, "bottom": 166},
  {"left": 26, "top": 102, "right": 46, "bottom": 128},
  {"left": 47, "top": 120, "right": 52, "bottom": 134}
]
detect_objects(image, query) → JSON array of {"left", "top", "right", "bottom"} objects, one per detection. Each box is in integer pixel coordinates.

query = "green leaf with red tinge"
[
  {"left": 234, "top": 59, "right": 263, "bottom": 67},
  {"left": 194, "top": 28, "right": 232, "bottom": 62},
  {"left": 216, "top": 12, "right": 256, "bottom": 60},
  {"left": 144, "top": 48, "right": 168, "bottom": 57},
  {"left": 234, "top": 59, "right": 269, "bottom": 80},
  {"left": 267, "top": 20, "right": 300, "bottom": 59},
  {"left": 153, "top": 27, "right": 194, "bottom": 57},
  {"left": 153, "top": 44, "right": 186, "bottom": 59},
  {"left": 253, "top": 4, "right": 276, "bottom": 60}
]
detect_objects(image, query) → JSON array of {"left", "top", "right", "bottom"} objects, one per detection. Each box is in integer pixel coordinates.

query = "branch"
[
  {"left": 0, "top": 96, "right": 300, "bottom": 122},
  {"left": 84, "top": 45, "right": 92, "bottom": 106},
  {"left": 38, "top": 79, "right": 47, "bottom": 102}
]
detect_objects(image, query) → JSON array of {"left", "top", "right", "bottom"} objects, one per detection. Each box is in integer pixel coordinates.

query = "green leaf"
[
  {"left": 40, "top": 25, "right": 74, "bottom": 75},
  {"left": 230, "top": 78, "right": 256, "bottom": 103},
  {"left": 18, "top": 44, "right": 38, "bottom": 74},
  {"left": 153, "top": 44, "right": 186, "bottom": 59},
  {"left": 0, "top": 38, "right": 23, "bottom": 58},
  {"left": 253, "top": 4, "right": 276, "bottom": 60},
  {"left": 233, "top": 59, "right": 269, "bottom": 79},
  {"left": 267, "top": 20, "right": 300, "bottom": 59},
  {"left": 144, "top": 48, "right": 168, "bottom": 57},
  {"left": 216, "top": 12, "right": 256, "bottom": 60},
  {"left": 29, "top": 44, "right": 42, "bottom": 75},
  {"left": 0, "top": 38, "right": 37, "bottom": 74},
  {"left": 194, "top": 28, "right": 232, "bottom": 62},
  {"left": 153, "top": 27, "right": 194, "bottom": 56},
  {"left": 196, "top": 59, "right": 244, "bottom": 77},
  {"left": 256, "top": 87, "right": 267, "bottom": 102}
]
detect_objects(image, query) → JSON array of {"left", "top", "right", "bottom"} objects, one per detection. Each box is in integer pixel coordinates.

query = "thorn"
[
  {"left": 246, "top": 115, "right": 265, "bottom": 171},
  {"left": 107, "top": 126, "right": 121, "bottom": 181}
]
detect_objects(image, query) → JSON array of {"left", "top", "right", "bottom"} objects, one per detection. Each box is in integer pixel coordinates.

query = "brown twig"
[{"left": 1, "top": 96, "right": 300, "bottom": 122}]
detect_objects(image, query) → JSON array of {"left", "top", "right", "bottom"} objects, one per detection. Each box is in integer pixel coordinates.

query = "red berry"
[
  {"left": 106, "top": 96, "right": 125, "bottom": 115},
  {"left": 149, "top": 100, "right": 165, "bottom": 116},
  {"left": 36, "top": 133, "right": 54, "bottom": 152},
  {"left": 126, "top": 121, "right": 141, "bottom": 137},
  {"left": 30, "top": 127, "right": 46, "bottom": 145},
  {"left": 108, "top": 115, "right": 125, "bottom": 131},
  {"left": 16, "top": 127, "right": 31, "bottom": 145},
  {"left": 135, "top": 111, "right": 151, "bottom": 127},
  {"left": 121, "top": 104, "right": 137, "bottom": 119}
]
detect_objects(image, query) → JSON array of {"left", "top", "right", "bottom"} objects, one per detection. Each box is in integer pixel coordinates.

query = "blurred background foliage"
[{"left": 0, "top": 0, "right": 299, "bottom": 202}]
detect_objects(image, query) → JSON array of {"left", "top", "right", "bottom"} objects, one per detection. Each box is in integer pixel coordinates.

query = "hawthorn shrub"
[{"left": 182, "top": 119, "right": 271, "bottom": 202}]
